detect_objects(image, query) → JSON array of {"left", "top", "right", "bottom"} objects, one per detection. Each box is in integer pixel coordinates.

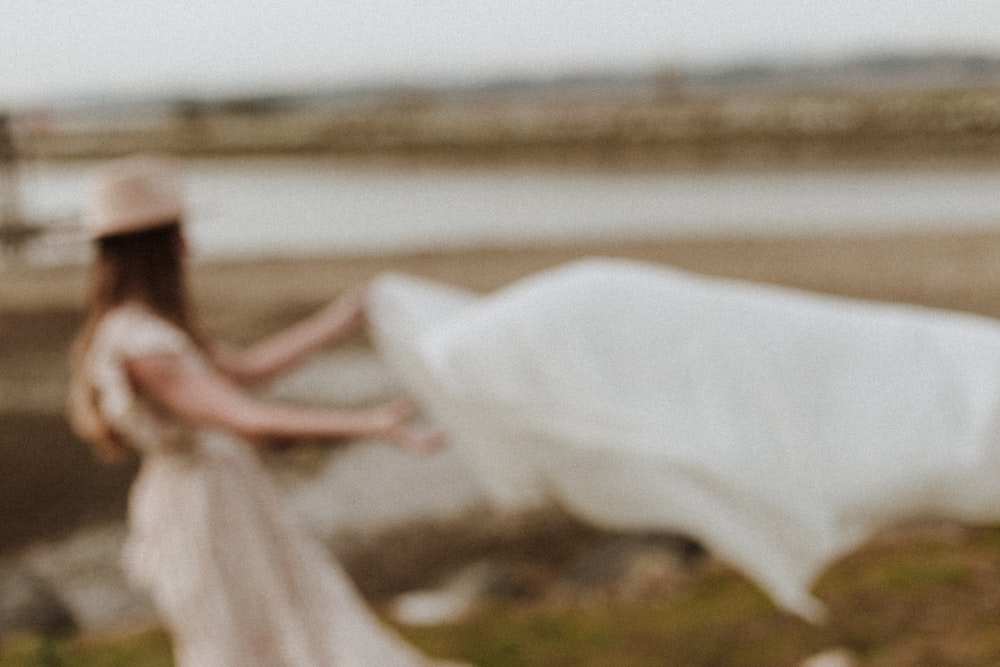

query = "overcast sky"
[{"left": 3, "top": 0, "right": 1000, "bottom": 108}]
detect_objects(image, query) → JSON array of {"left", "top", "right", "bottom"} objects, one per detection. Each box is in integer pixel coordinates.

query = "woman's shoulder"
[{"left": 93, "top": 303, "right": 194, "bottom": 361}]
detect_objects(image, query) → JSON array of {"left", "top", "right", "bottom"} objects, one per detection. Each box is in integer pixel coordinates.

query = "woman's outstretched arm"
[
  {"left": 126, "top": 350, "right": 445, "bottom": 453},
  {"left": 211, "top": 285, "right": 370, "bottom": 387}
]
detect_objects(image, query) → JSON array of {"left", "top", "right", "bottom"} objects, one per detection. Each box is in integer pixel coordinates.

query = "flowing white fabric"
[
  {"left": 368, "top": 258, "right": 1000, "bottom": 621},
  {"left": 86, "top": 304, "right": 450, "bottom": 667}
]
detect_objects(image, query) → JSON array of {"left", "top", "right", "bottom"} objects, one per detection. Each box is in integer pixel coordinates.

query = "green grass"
[
  {"left": 400, "top": 567, "right": 824, "bottom": 667},
  {"left": 7, "top": 525, "right": 1000, "bottom": 666},
  {"left": 0, "top": 628, "right": 174, "bottom": 667}
]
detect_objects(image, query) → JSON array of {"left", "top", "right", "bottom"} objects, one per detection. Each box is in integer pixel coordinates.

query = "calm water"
[{"left": 13, "top": 156, "right": 1000, "bottom": 265}]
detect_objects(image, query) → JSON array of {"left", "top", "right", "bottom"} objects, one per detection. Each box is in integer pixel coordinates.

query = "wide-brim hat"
[{"left": 83, "top": 155, "right": 185, "bottom": 238}]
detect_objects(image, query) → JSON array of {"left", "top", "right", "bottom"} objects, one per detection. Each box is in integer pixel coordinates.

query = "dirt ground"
[{"left": 5, "top": 229, "right": 1000, "bottom": 558}]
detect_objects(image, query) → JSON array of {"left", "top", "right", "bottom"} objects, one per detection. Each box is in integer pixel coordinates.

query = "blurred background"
[
  {"left": 4, "top": 2, "right": 1000, "bottom": 665},
  {"left": 3, "top": 1, "right": 1000, "bottom": 263}
]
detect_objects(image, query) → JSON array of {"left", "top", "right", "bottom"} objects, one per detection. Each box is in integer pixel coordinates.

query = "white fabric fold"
[{"left": 368, "top": 259, "right": 1000, "bottom": 620}]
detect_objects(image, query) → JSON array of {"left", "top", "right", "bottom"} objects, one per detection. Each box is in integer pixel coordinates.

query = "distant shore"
[{"left": 15, "top": 81, "right": 1000, "bottom": 163}]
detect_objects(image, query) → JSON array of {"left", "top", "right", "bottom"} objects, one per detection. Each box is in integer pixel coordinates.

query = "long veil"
[{"left": 367, "top": 258, "right": 1000, "bottom": 621}]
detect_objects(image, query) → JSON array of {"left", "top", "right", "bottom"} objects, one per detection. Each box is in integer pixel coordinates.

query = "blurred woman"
[{"left": 67, "top": 155, "right": 465, "bottom": 666}]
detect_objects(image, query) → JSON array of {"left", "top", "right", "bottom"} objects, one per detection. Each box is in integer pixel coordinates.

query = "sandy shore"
[{"left": 5, "top": 229, "right": 1000, "bottom": 556}]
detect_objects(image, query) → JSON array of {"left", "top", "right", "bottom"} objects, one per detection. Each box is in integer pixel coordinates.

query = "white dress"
[
  {"left": 86, "top": 304, "right": 448, "bottom": 667},
  {"left": 368, "top": 258, "right": 1000, "bottom": 622}
]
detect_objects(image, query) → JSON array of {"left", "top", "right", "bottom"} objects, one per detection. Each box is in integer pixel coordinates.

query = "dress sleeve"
[{"left": 86, "top": 305, "right": 199, "bottom": 451}]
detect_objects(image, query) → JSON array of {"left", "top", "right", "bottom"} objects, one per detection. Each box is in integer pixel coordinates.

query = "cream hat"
[{"left": 83, "top": 155, "right": 185, "bottom": 238}]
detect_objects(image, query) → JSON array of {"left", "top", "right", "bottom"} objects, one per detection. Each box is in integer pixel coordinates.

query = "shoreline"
[{"left": 6, "top": 226, "right": 1000, "bottom": 314}]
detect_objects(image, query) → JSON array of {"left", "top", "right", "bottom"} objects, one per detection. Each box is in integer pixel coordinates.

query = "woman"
[{"left": 68, "top": 155, "right": 465, "bottom": 666}]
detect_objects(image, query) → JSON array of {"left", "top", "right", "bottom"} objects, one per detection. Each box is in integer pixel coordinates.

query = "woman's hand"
[
  {"left": 386, "top": 425, "right": 449, "bottom": 455},
  {"left": 364, "top": 399, "right": 449, "bottom": 454},
  {"left": 317, "top": 284, "right": 369, "bottom": 336}
]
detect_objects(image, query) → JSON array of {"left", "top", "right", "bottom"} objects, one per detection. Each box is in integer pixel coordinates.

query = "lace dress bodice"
[{"left": 85, "top": 304, "right": 202, "bottom": 456}]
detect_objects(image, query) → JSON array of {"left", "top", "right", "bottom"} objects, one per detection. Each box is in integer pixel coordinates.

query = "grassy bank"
[
  {"left": 405, "top": 520, "right": 1000, "bottom": 667},
  {"left": 5, "top": 523, "right": 1000, "bottom": 666}
]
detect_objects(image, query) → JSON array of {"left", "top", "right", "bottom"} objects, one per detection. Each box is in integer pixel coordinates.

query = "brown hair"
[{"left": 68, "top": 222, "right": 201, "bottom": 462}]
